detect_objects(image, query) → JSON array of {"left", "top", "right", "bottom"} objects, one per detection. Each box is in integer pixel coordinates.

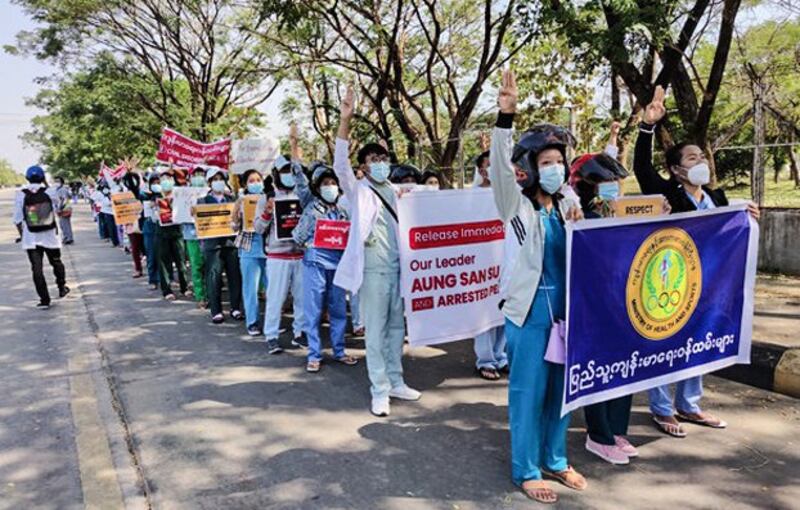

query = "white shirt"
[{"left": 12, "top": 184, "right": 62, "bottom": 251}]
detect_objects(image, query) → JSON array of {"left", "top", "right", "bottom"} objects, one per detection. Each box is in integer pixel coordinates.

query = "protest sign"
[
  {"left": 562, "top": 204, "right": 758, "bottom": 415},
  {"left": 157, "top": 198, "right": 174, "bottom": 226},
  {"left": 242, "top": 195, "right": 260, "bottom": 232},
  {"left": 110, "top": 192, "right": 142, "bottom": 225},
  {"left": 614, "top": 195, "right": 664, "bottom": 218},
  {"left": 172, "top": 187, "right": 207, "bottom": 224},
  {"left": 194, "top": 203, "right": 236, "bottom": 239},
  {"left": 231, "top": 137, "right": 280, "bottom": 175},
  {"left": 274, "top": 198, "right": 301, "bottom": 240},
  {"left": 313, "top": 219, "right": 350, "bottom": 250},
  {"left": 155, "top": 127, "right": 231, "bottom": 169},
  {"left": 397, "top": 188, "right": 505, "bottom": 347}
]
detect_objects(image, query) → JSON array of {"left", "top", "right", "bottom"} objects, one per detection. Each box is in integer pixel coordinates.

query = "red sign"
[
  {"left": 313, "top": 219, "right": 350, "bottom": 250},
  {"left": 155, "top": 127, "right": 231, "bottom": 169},
  {"left": 408, "top": 220, "right": 504, "bottom": 250}
]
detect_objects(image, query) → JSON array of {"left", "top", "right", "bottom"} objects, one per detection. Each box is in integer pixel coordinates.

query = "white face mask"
[
  {"left": 211, "top": 180, "right": 226, "bottom": 193},
  {"left": 686, "top": 162, "right": 710, "bottom": 186},
  {"left": 319, "top": 184, "right": 339, "bottom": 203},
  {"left": 538, "top": 164, "right": 565, "bottom": 194},
  {"left": 369, "top": 162, "right": 391, "bottom": 183}
]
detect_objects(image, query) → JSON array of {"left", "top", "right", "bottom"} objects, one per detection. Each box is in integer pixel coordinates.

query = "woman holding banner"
[
  {"left": 234, "top": 169, "right": 268, "bottom": 336},
  {"left": 140, "top": 173, "right": 162, "bottom": 289},
  {"left": 183, "top": 167, "right": 209, "bottom": 309},
  {"left": 634, "top": 86, "right": 759, "bottom": 437},
  {"left": 490, "top": 69, "right": 586, "bottom": 504},
  {"left": 155, "top": 169, "right": 189, "bottom": 301},
  {"left": 201, "top": 167, "right": 243, "bottom": 324}
]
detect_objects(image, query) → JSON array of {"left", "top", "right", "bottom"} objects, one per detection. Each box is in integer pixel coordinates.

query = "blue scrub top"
[{"left": 528, "top": 208, "right": 567, "bottom": 327}]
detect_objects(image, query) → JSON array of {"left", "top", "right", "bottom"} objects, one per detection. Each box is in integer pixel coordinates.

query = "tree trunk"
[{"left": 788, "top": 131, "right": 800, "bottom": 188}]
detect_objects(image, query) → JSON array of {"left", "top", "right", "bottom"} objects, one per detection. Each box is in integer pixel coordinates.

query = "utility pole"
[
  {"left": 752, "top": 79, "right": 766, "bottom": 207},
  {"left": 567, "top": 105, "right": 577, "bottom": 160}
]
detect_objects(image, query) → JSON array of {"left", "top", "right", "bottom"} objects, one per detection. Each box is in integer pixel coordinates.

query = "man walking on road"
[{"left": 12, "top": 165, "right": 71, "bottom": 309}]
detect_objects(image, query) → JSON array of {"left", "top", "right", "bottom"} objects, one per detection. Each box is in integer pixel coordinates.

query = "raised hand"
[
  {"left": 479, "top": 132, "right": 490, "bottom": 151},
  {"left": 341, "top": 85, "right": 356, "bottom": 120},
  {"left": 610, "top": 121, "right": 621, "bottom": 137},
  {"left": 498, "top": 68, "right": 518, "bottom": 114},
  {"left": 643, "top": 85, "right": 666, "bottom": 125}
]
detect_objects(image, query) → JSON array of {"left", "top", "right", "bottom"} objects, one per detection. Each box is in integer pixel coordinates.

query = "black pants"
[
  {"left": 158, "top": 226, "right": 187, "bottom": 297},
  {"left": 27, "top": 246, "right": 67, "bottom": 304},
  {"left": 204, "top": 246, "right": 242, "bottom": 316},
  {"left": 583, "top": 394, "right": 633, "bottom": 445}
]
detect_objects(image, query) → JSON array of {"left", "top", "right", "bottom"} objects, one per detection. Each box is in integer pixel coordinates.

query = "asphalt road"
[{"left": 1, "top": 188, "right": 798, "bottom": 510}]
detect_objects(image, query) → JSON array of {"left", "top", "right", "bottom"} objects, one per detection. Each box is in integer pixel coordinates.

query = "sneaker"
[
  {"left": 36, "top": 301, "right": 51, "bottom": 310},
  {"left": 58, "top": 286, "right": 71, "bottom": 298},
  {"left": 371, "top": 396, "right": 390, "bottom": 417},
  {"left": 291, "top": 333, "right": 308, "bottom": 349},
  {"left": 585, "top": 437, "right": 629, "bottom": 465},
  {"left": 614, "top": 436, "right": 639, "bottom": 458},
  {"left": 247, "top": 325, "right": 262, "bottom": 337},
  {"left": 266, "top": 339, "right": 283, "bottom": 355},
  {"left": 388, "top": 384, "right": 421, "bottom": 401}
]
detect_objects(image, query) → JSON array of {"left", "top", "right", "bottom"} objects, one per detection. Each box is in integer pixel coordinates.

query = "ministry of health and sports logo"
[{"left": 626, "top": 227, "right": 702, "bottom": 340}]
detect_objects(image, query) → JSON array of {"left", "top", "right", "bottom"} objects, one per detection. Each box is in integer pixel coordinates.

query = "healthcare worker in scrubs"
[{"left": 490, "top": 69, "right": 586, "bottom": 504}]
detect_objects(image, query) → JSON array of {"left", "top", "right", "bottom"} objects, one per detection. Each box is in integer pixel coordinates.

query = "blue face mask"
[
  {"left": 319, "top": 184, "right": 339, "bottom": 203},
  {"left": 597, "top": 181, "right": 620, "bottom": 201},
  {"left": 191, "top": 176, "right": 206, "bottom": 188},
  {"left": 150, "top": 184, "right": 162, "bottom": 194},
  {"left": 211, "top": 180, "right": 226, "bottom": 193},
  {"left": 369, "top": 162, "right": 391, "bottom": 183},
  {"left": 160, "top": 180, "right": 174, "bottom": 193},
  {"left": 247, "top": 182, "right": 264, "bottom": 195},
  {"left": 538, "top": 164, "right": 564, "bottom": 194},
  {"left": 279, "top": 173, "right": 295, "bottom": 189}
]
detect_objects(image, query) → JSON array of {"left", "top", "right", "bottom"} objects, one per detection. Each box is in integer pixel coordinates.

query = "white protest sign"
[
  {"left": 231, "top": 137, "right": 280, "bottom": 175},
  {"left": 397, "top": 187, "right": 505, "bottom": 347},
  {"left": 171, "top": 186, "right": 208, "bottom": 224}
]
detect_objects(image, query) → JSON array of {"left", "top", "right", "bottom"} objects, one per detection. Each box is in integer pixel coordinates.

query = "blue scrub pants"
[
  {"left": 240, "top": 256, "right": 267, "bottom": 329},
  {"left": 349, "top": 291, "right": 363, "bottom": 330},
  {"left": 474, "top": 326, "right": 507, "bottom": 370},
  {"left": 142, "top": 219, "right": 160, "bottom": 285},
  {"left": 303, "top": 262, "right": 347, "bottom": 362},
  {"left": 648, "top": 376, "right": 704, "bottom": 416},
  {"left": 360, "top": 271, "right": 405, "bottom": 399},
  {"left": 506, "top": 307, "right": 570, "bottom": 485}
]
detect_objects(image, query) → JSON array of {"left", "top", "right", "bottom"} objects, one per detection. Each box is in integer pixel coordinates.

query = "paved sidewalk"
[{"left": 2, "top": 192, "right": 799, "bottom": 509}]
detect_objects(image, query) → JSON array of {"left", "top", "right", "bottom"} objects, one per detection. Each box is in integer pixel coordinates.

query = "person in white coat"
[
  {"left": 332, "top": 86, "right": 421, "bottom": 417},
  {"left": 13, "top": 166, "right": 70, "bottom": 309}
]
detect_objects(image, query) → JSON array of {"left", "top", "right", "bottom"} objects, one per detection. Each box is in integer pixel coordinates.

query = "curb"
[{"left": 716, "top": 341, "right": 800, "bottom": 398}]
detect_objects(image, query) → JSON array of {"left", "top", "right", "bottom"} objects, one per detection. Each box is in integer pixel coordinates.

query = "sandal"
[
  {"left": 676, "top": 411, "right": 727, "bottom": 429},
  {"left": 476, "top": 367, "right": 501, "bottom": 381},
  {"left": 520, "top": 480, "right": 557, "bottom": 504},
  {"left": 164, "top": 293, "right": 176, "bottom": 301},
  {"left": 543, "top": 466, "right": 587, "bottom": 491},
  {"left": 335, "top": 354, "right": 358, "bottom": 366},
  {"left": 652, "top": 414, "right": 687, "bottom": 438},
  {"left": 306, "top": 360, "right": 321, "bottom": 373}
]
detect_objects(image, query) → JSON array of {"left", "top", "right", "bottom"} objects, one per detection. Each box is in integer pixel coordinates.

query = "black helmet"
[
  {"left": 512, "top": 124, "right": 576, "bottom": 188},
  {"left": 310, "top": 162, "right": 339, "bottom": 195},
  {"left": 569, "top": 152, "right": 628, "bottom": 185},
  {"left": 389, "top": 163, "right": 422, "bottom": 184}
]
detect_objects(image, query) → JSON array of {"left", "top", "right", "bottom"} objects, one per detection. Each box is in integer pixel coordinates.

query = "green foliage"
[{"left": 0, "top": 159, "right": 26, "bottom": 187}]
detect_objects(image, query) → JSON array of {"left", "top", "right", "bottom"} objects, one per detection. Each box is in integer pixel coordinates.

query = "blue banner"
[{"left": 562, "top": 204, "right": 758, "bottom": 415}]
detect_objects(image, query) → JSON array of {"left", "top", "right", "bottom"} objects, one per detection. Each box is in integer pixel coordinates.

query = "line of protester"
[{"left": 12, "top": 71, "right": 760, "bottom": 505}]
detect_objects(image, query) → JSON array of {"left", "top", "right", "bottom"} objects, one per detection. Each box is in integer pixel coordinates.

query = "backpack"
[{"left": 22, "top": 188, "right": 57, "bottom": 232}]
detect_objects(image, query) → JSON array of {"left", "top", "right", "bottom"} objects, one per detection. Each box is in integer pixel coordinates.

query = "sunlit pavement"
[{"left": 1, "top": 188, "right": 798, "bottom": 510}]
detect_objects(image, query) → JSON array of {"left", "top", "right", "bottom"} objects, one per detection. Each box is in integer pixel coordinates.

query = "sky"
[{"left": 0, "top": 0, "right": 790, "bottom": 174}]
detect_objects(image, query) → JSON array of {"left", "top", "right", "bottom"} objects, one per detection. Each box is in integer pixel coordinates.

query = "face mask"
[
  {"left": 160, "top": 180, "right": 174, "bottom": 193},
  {"left": 597, "top": 181, "right": 620, "bottom": 201},
  {"left": 686, "top": 162, "right": 710, "bottom": 186},
  {"left": 538, "top": 164, "right": 564, "bottom": 194},
  {"left": 191, "top": 176, "right": 206, "bottom": 187},
  {"left": 102, "top": 188, "right": 110, "bottom": 196},
  {"left": 279, "top": 173, "right": 295, "bottom": 188},
  {"left": 320, "top": 184, "right": 339, "bottom": 203},
  {"left": 369, "top": 162, "right": 391, "bottom": 183},
  {"left": 29, "top": 183, "right": 43, "bottom": 192},
  {"left": 247, "top": 182, "right": 264, "bottom": 195},
  {"left": 150, "top": 184, "right": 162, "bottom": 194},
  {"left": 211, "top": 180, "right": 226, "bottom": 193}
]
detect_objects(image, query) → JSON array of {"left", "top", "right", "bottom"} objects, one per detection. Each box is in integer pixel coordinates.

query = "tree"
[
  {"left": 11, "top": 0, "right": 288, "bottom": 141},
  {"left": 262, "top": 0, "right": 533, "bottom": 185},
  {"left": 0, "top": 159, "right": 26, "bottom": 187},
  {"left": 537, "top": 0, "right": 744, "bottom": 180}
]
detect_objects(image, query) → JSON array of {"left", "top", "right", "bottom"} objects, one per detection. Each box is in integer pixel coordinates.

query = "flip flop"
[
  {"left": 652, "top": 415, "right": 687, "bottom": 438},
  {"left": 542, "top": 466, "right": 588, "bottom": 491},
  {"left": 476, "top": 367, "right": 501, "bottom": 380},
  {"left": 676, "top": 411, "right": 727, "bottom": 429},
  {"left": 520, "top": 481, "right": 557, "bottom": 504},
  {"left": 335, "top": 355, "right": 359, "bottom": 366},
  {"left": 306, "top": 361, "right": 321, "bottom": 373}
]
